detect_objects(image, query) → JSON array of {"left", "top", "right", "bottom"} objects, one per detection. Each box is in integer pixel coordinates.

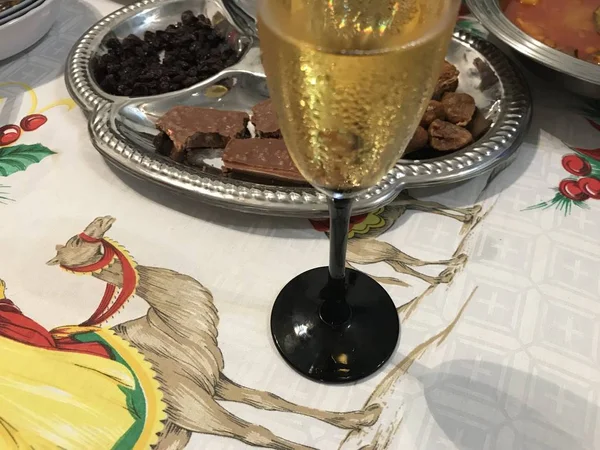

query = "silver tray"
[
  {"left": 466, "top": 0, "right": 600, "bottom": 99},
  {"left": 68, "top": 0, "right": 532, "bottom": 218}
]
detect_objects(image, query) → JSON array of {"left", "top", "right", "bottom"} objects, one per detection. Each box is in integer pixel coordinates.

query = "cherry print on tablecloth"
[
  {"left": 0, "top": 124, "right": 21, "bottom": 146},
  {"left": 559, "top": 178, "right": 589, "bottom": 202},
  {"left": 562, "top": 154, "right": 591, "bottom": 177},
  {"left": 0, "top": 113, "right": 48, "bottom": 147},
  {"left": 20, "top": 114, "right": 48, "bottom": 132},
  {"left": 0, "top": 82, "right": 76, "bottom": 202},
  {"left": 578, "top": 177, "right": 600, "bottom": 199},
  {"left": 526, "top": 108, "right": 600, "bottom": 215}
]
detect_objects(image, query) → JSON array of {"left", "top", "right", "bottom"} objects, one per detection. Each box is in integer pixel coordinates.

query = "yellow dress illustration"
[{"left": 0, "top": 278, "right": 165, "bottom": 450}]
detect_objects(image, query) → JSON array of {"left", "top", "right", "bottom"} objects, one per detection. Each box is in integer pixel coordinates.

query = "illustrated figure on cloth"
[
  {"left": 0, "top": 216, "right": 380, "bottom": 450},
  {"left": 311, "top": 191, "right": 483, "bottom": 289},
  {"left": 0, "top": 276, "right": 165, "bottom": 449},
  {"left": 0, "top": 209, "right": 477, "bottom": 449}
]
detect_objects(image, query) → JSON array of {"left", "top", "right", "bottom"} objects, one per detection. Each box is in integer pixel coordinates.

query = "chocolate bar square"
[
  {"left": 251, "top": 99, "right": 281, "bottom": 139},
  {"left": 222, "top": 138, "right": 305, "bottom": 183},
  {"left": 156, "top": 106, "right": 249, "bottom": 161}
]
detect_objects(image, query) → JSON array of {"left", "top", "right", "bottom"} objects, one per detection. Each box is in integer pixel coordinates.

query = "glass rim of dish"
[{"left": 257, "top": 0, "right": 462, "bottom": 55}]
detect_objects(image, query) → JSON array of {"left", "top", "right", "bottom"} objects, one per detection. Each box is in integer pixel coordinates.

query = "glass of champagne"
[{"left": 259, "top": 0, "right": 460, "bottom": 383}]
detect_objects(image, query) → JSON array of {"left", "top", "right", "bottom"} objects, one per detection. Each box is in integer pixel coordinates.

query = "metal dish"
[
  {"left": 224, "top": 0, "right": 255, "bottom": 27},
  {"left": 70, "top": 0, "right": 531, "bottom": 217},
  {"left": 66, "top": 0, "right": 258, "bottom": 114},
  {"left": 465, "top": 0, "right": 600, "bottom": 99},
  {"left": 77, "top": 5, "right": 531, "bottom": 217}
]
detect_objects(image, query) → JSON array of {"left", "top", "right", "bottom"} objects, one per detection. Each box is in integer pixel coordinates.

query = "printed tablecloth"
[{"left": 1, "top": 1, "right": 599, "bottom": 449}]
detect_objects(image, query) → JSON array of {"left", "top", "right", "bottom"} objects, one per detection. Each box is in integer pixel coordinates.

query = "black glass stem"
[
  {"left": 271, "top": 196, "right": 400, "bottom": 383},
  {"left": 329, "top": 197, "right": 351, "bottom": 280},
  {"left": 320, "top": 197, "right": 353, "bottom": 327}
]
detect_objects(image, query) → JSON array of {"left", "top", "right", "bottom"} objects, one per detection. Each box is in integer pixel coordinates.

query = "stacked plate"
[{"left": 0, "top": 0, "right": 61, "bottom": 60}]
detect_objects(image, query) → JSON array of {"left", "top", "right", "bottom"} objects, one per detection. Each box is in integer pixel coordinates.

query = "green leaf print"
[{"left": 0, "top": 143, "right": 56, "bottom": 177}]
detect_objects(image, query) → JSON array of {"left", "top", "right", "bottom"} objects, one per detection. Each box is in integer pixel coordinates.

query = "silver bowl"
[
  {"left": 465, "top": 0, "right": 600, "bottom": 99},
  {"left": 65, "top": 0, "right": 259, "bottom": 113}
]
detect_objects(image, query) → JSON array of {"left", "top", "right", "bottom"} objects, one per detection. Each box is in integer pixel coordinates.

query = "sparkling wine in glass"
[{"left": 259, "top": 0, "right": 460, "bottom": 383}]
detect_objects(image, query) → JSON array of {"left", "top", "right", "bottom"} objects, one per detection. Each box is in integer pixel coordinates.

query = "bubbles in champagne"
[{"left": 259, "top": 0, "right": 459, "bottom": 192}]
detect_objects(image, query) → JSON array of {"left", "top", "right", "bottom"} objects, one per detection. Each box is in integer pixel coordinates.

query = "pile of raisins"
[{"left": 92, "top": 11, "right": 238, "bottom": 97}]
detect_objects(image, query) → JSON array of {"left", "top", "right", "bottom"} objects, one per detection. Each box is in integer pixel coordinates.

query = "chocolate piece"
[
  {"left": 442, "top": 92, "right": 476, "bottom": 126},
  {"left": 429, "top": 119, "right": 473, "bottom": 152},
  {"left": 420, "top": 100, "right": 446, "bottom": 128},
  {"left": 156, "top": 106, "right": 249, "bottom": 161},
  {"left": 222, "top": 138, "right": 305, "bottom": 182},
  {"left": 467, "top": 108, "right": 493, "bottom": 140},
  {"left": 406, "top": 126, "right": 428, "bottom": 154},
  {"left": 433, "top": 61, "right": 460, "bottom": 100},
  {"left": 153, "top": 131, "right": 177, "bottom": 159},
  {"left": 473, "top": 57, "right": 498, "bottom": 91},
  {"left": 251, "top": 99, "right": 281, "bottom": 138}
]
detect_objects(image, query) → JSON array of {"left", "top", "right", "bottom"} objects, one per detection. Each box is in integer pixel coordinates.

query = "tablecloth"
[{"left": 1, "top": 1, "right": 600, "bottom": 449}]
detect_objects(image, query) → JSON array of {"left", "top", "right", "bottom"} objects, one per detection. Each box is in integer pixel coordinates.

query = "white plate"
[
  {"left": 0, "top": 0, "right": 60, "bottom": 60},
  {"left": 0, "top": 0, "right": 37, "bottom": 21},
  {"left": 0, "top": 0, "right": 44, "bottom": 25}
]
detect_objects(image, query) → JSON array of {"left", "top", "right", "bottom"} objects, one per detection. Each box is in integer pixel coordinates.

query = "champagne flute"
[{"left": 259, "top": 0, "right": 460, "bottom": 383}]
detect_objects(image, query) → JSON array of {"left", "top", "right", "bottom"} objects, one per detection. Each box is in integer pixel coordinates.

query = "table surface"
[{"left": 1, "top": 1, "right": 600, "bottom": 449}]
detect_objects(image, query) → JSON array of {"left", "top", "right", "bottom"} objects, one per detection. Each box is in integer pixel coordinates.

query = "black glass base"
[{"left": 271, "top": 267, "right": 400, "bottom": 383}]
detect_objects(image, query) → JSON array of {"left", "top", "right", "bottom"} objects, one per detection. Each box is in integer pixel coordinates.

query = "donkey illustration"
[{"left": 47, "top": 216, "right": 381, "bottom": 450}]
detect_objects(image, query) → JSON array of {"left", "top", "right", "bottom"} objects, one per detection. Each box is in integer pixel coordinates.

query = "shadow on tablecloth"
[
  {"left": 421, "top": 359, "right": 597, "bottom": 449},
  {"left": 110, "top": 167, "right": 318, "bottom": 239},
  {"left": 0, "top": 0, "right": 101, "bottom": 124}
]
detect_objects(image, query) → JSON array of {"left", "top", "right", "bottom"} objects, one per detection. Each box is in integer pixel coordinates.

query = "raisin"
[
  {"left": 100, "top": 74, "right": 118, "bottom": 94},
  {"left": 190, "top": 41, "right": 203, "bottom": 53},
  {"left": 155, "top": 30, "right": 168, "bottom": 44},
  {"left": 175, "top": 60, "right": 190, "bottom": 71},
  {"left": 226, "top": 55, "right": 238, "bottom": 66},
  {"left": 181, "top": 10, "right": 197, "bottom": 26},
  {"left": 122, "top": 34, "right": 144, "bottom": 49},
  {"left": 105, "top": 37, "right": 121, "bottom": 50},
  {"left": 106, "top": 63, "right": 120, "bottom": 74},
  {"left": 116, "top": 84, "right": 132, "bottom": 96},
  {"left": 144, "top": 31, "right": 157, "bottom": 45},
  {"left": 93, "top": 11, "right": 237, "bottom": 97},
  {"left": 100, "top": 54, "right": 116, "bottom": 65},
  {"left": 131, "top": 83, "right": 148, "bottom": 96},
  {"left": 182, "top": 77, "right": 198, "bottom": 87},
  {"left": 159, "top": 80, "right": 171, "bottom": 92},
  {"left": 198, "top": 14, "right": 211, "bottom": 26}
]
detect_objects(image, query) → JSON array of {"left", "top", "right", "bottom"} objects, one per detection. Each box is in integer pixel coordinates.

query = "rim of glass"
[{"left": 257, "top": 0, "right": 462, "bottom": 54}]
